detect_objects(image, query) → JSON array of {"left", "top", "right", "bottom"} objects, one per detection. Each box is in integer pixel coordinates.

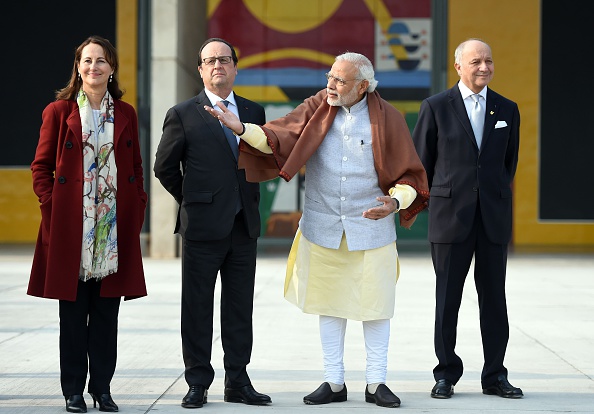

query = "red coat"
[{"left": 28, "top": 99, "right": 148, "bottom": 301}]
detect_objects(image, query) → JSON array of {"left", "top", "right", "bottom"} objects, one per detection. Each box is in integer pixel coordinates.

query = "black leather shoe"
[
  {"left": 303, "top": 382, "right": 347, "bottom": 405},
  {"left": 182, "top": 385, "right": 208, "bottom": 408},
  {"left": 65, "top": 395, "right": 87, "bottom": 413},
  {"left": 365, "top": 384, "right": 401, "bottom": 408},
  {"left": 224, "top": 384, "right": 271, "bottom": 405},
  {"left": 431, "top": 379, "right": 454, "bottom": 399},
  {"left": 483, "top": 375, "right": 523, "bottom": 398},
  {"left": 89, "top": 393, "right": 118, "bottom": 412}
]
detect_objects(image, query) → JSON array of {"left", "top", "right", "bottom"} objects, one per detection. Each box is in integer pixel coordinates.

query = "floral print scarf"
[{"left": 77, "top": 89, "right": 118, "bottom": 281}]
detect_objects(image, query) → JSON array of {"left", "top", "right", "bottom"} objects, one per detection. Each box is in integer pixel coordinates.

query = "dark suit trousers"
[
  {"left": 181, "top": 213, "right": 257, "bottom": 389},
  {"left": 431, "top": 206, "right": 509, "bottom": 387},
  {"left": 59, "top": 279, "right": 121, "bottom": 396}
]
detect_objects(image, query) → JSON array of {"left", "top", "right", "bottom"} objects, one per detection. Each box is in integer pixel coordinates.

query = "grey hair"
[
  {"left": 454, "top": 38, "right": 490, "bottom": 65},
  {"left": 335, "top": 52, "right": 378, "bottom": 92}
]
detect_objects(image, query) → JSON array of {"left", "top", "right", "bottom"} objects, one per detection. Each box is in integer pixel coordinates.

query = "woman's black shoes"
[
  {"left": 89, "top": 393, "right": 119, "bottom": 412},
  {"left": 65, "top": 395, "right": 87, "bottom": 413}
]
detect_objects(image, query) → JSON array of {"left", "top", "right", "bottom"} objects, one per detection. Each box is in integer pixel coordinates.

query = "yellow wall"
[
  {"left": 117, "top": 0, "right": 138, "bottom": 109},
  {"left": 0, "top": 169, "right": 39, "bottom": 242},
  {"left": 448, "top": 0, "right": 593, "bottom": 249}
]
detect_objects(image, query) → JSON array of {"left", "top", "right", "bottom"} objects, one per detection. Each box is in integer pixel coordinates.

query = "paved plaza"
[{"left": 1, "top": 244, "right": 593, "bottom": 413}]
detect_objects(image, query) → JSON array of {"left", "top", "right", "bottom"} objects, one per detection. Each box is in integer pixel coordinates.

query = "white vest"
[{"left": 299, "top": 97, "right": 397, "bottom": 251}]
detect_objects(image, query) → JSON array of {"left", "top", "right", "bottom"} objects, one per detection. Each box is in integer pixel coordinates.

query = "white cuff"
[{"left": 388, "top": 184, "right": 417, "bottom": 212}]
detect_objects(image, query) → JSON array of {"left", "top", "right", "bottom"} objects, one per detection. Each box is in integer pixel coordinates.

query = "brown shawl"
[{"left": 239, "top": 89, "right": 429, "bottom": 228}]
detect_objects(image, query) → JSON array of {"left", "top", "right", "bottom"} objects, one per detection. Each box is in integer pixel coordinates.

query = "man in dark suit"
[
  {"left": 154, "top": 38, "right": 271, "bottom": 409},
  {"left": 412, "top": 39, "right": 522, "bottom": 400}
]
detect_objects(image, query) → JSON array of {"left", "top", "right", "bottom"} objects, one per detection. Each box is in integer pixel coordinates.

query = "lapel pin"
[{"left": 490, "top": 111, "right": 494, "bottom": 115}]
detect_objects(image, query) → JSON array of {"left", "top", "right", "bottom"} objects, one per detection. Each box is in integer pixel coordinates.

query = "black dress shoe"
[
  {"left": 365, "top": 384, "right": 401, "bottom": 408},
  {"left": 89, "top": 393, "right": 118, "bottom": 412},
  {"left": 483, "top": 375, "right": 523, "bottom": 398},
  {"left": 431, "top": 379, "right": 454, "bottom": 399},
  {"left": 303, "top": 382, "right": 347, "bottom": 405},
  {"left": 224, "top": 384, "right": 271, "bottom": 405},
  {"left": 65, "top": 395, "right": 87, "bottom": 413},
  {"left": 182, "top": 385, "right": 208, "bottom": 408}
]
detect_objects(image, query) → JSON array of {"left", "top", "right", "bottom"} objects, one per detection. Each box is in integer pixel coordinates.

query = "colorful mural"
[{"left": 208, "top": 0, "right": 432, "bottom": 102}]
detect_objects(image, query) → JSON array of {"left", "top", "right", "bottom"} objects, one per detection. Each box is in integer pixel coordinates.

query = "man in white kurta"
[{"left": 205, "top": 52, "right": 429, "bottom": 408}]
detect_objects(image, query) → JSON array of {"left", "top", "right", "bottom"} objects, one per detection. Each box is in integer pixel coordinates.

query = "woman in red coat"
[{"left": 28, "top": 35, "right": 147, "bottom": 413}]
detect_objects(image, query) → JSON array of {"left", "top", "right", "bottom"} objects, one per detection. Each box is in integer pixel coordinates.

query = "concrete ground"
[{"left": 1, "top": 244, "right": 593, "bottom": 413}]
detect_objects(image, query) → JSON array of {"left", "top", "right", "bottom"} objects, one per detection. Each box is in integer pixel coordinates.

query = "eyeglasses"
[
  {"left": 202, "top": 56, "right": 233, "bottom": 66},
  {"left": 325, "top": 72, "right": 363, "bottom": 87}
]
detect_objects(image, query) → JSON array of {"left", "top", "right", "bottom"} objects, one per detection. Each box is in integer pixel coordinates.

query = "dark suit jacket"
[
  {"left": 412, "top": 85, "right": 520, "bottom": 244},
  {"left": 154, "top": 91, "right": 266, "bottom": 241}
]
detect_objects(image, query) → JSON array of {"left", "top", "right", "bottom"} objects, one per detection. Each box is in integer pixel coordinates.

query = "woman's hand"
[{"left": 204, "top": 102, "right": 244, "bottom": 135}]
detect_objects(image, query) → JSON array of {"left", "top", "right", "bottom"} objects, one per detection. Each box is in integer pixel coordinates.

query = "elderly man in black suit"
[
  {"left": 154, "top": 37, "right": 270, "bottom": 409},
  {"left": 412, "top": 38, "right": 522, "bottom": 400}
]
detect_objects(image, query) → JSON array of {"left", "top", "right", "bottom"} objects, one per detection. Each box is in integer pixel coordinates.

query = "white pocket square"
[{"left": 494, "top": 120, "right": 508, "bottom": 129}]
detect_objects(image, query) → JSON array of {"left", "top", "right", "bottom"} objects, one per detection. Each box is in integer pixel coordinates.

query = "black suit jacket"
[
  {"left": 412, "top": 85, "right": 520, "bottom": 244},
  {"left": 154, "top": 90, "right": 266, "bottom": 240}
]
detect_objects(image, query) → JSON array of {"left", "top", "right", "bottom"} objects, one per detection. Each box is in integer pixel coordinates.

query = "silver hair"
[
  {"left": 335, "top": 52, "right": 378, "bottom": 92},
  {"left": 454, "top": 38, "right": 490, "bottom": 65}
]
